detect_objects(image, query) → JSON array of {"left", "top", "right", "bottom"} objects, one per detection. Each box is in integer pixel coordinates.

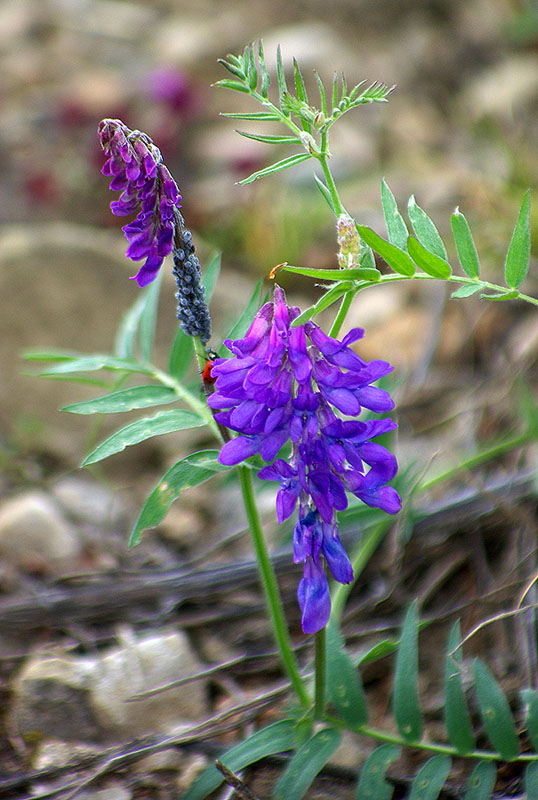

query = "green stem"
[
  {"left": 314, "top": 627, "right": 326, "bottom": 718},
  {"left": 238, "top": 465, "right": 311, "bottom": 709},
  {"left": 318, "top": 151, "right": 346, "bottom": 217},
  {"left": 150, "top": 363, "right": 220, "bottom": 439},
  {"left": 331, "top": 520, "right": 393, "bottom": 623},
  {"left": 329, "top": 292, "right": 354, "bottom": 338},
  {"left": 324, "top": 714, "right": 538, "bottom": 762}
]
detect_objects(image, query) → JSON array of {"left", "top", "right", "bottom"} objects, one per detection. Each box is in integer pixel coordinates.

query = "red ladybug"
[{"left": 201, "top": 349, "right": 218, "bottom": 393}]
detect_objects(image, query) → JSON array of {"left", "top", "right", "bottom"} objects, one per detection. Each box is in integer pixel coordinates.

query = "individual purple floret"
[
  {"left": 98, "top": 118, "right": 182, "bottom": 287},
  {"left": 208, "top": 286, "right": 401, "bottom": 634}
]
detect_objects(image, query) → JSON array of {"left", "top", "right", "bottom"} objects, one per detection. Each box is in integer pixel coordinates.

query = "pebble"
[
  {"left": 0, "top": 491, "right": 82, "bottom": 572},
  {"left": 52, "top": 475, "right": 124, "bottom": 529},
  {"left": 10, "top": 628, "right": 207, "bottom": 744}
]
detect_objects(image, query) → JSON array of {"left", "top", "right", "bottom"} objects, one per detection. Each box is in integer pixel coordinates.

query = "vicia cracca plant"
[{"left": 27, "top": 42, "right": 538, "bottom": 800}]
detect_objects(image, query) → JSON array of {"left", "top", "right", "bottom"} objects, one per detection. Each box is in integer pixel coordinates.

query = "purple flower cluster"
[
  {"left": 98, "top": 118, "right": 182, "bottom": 287},
  {"left": 208, "top": 287, "right": 401, "bottom": 633}
]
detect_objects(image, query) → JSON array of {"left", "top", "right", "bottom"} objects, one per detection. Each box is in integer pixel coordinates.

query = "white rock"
[
  {"left": 90, "top": 627, "right": 207, "bottom": 736},
  {"left": 52, "top": 475, "right": 124, "bottom": 528},
  {"left": 10, "top": 628, "right": 207, "bottom": 743},
  {"left": 0, "top": 492, "right": 81, "bottom": 571}
]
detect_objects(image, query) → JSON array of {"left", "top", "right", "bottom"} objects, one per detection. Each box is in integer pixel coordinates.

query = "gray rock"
[
  {"left": 52, "top": 475, "right": 124, "bottom": 529},
  {"left": 10, "top": 628, "right": 207, "bottom": 744},
  {"left": 0, "top": 491, "right": 82, "bottom": 571}
]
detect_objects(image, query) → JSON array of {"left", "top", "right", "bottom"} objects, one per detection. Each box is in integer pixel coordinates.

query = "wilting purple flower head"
[
  {"left": 209, "top": 286, "right": 401, "bottom": 633},
  {"left": 98, "top": 118, "right": 182, "bottom": 287}
]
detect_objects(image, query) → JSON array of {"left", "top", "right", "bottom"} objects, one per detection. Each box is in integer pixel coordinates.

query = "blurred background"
[
  {"left": 1, "top": 0, "right": 537, "bottom": 465},
  {"left": 0, "top": 2, "right": 536, "bottom": 794}
]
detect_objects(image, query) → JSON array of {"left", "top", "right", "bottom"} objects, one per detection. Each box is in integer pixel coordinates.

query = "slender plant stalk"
[
  {"left": 314, "top": 627, "right": 326, "bottom": 717},
  {"left": 238, "top": 465, "right": 311, "bottom": 709}
]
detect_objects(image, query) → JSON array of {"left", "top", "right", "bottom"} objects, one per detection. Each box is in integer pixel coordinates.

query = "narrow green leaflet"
[
  {"left": 451, "top": 283, "right": 484, "bottom": 298},
  {"left": 138, "top": 268, "right": 162, "bottom": 362},
  {"left": 407, "top": 755, "right": 451, "bottom": 800},
  {"left": 82, "top": 409, "right": 205, "bottom": 467},
  {"left": 407, "top": 196, "right": 448, "bottom": 260},
  {"left": 221, "top": 111, "right": 281, "bottom": 121},
  {"left": 291, "top": 282, "right": 354, "bottom": 327},
  {"left": 314, "top": 174, "right": 337, "bottom": 214},
  {"left": 463, "top": 761, "right": 497, "bottom": 800},
  {"left": 213, "top": 78, "right": 250, "bottom": 94},
  {"left": 276, "top": 44, "right": 289, "bottom": 111},
  {"left": 183, "top": 719, "right": 296, "bottom": 800},
  {"left": 381, "top": 179, "right": 409, "bottom": 250},
  {"left": 282, "top": 265, "right": 380, "bottom": 282},
  {"left": 451, "top": 209, "right": 480, "bottom": 279},
  {"left": 130, "top": 449, "right": 228, "bottom": 546},
  {"left": 355, "top": 744, "right": 401, "bottom": 800},
  {"left": 273, "top": 728, "right": 341, "bottom": 800},
  {"left": 168, "top": 328, "right": 193, "bottom": 381},
  {"left": 480, "top": 289, "right": 520, "bottom": 301},
  {"left": 37, "top": 355, "right": 153, "bottom": 376},
  {"left": 521, "top": 688, "right": 538, "bottom": 751},
  {"left": 393, "top": 601, "right": 423, "bottom": 742},
  {"left": 504, "top": 190, "right": 531, "bottom": 288},
  {"left": 407, "top": 236, "right": 452, "bottom": 279},
  {"left": 236, "top": 130, "right": 301, "bottom": 145},
  {"left": 525, "top": 762, "right": 538, "bottom": 800},
  {"left": 238, "top": 153, "right": 312, "bottom": 185},
  {"left": 62, "top": 385, "right": 177, "bottom": 415},
  {"left": 473, "top": 658, "right": 519, "bottom": 760},
  {"left": 201, "top": 251, "right": 222, "bottom": 303},
  {"left": 326, "top": 620, "right": 368, "bottom": 727},
  {"left": 22, "top": 349, "right": 83, "bottom": 363},
  {"left": 358, "top": 638, "right": 399, "bottom": 665},
  {"left": 444, "top": 621, "right": 474, "bottom": 754},
  {"left": 114, "top": 292, "right": 147, "bottom": 359},
  {"left": 293, "top": 57, "right": 308, "bottom": 104},
  {"left": 356, "top": 226, "right": 415, "bottom": 276}
]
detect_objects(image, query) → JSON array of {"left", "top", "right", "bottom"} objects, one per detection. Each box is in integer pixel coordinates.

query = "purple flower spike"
[
  {"left": 211, "top": 286, "right": 401, "bottom": 634},
  {"left": 98, "top": 119, "right": 182, "bottom": 286}
]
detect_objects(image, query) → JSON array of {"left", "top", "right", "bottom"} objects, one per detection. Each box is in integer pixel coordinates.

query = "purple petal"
[
  {"left": 218, "top": 435, "right": 261, "bottom": 465},
  {"left": 298, "top": 557, "right": 330, "bottom": 634}
]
